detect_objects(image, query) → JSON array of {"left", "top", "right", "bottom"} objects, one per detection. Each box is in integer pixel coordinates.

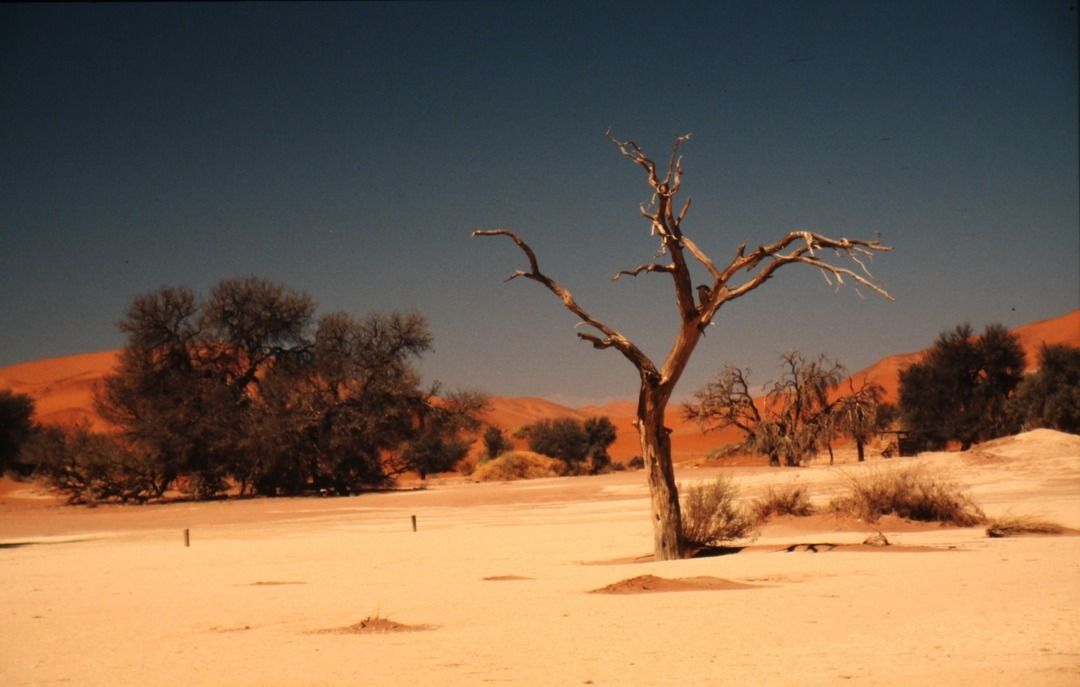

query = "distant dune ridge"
[{"left": 2, "top": 310, "right": 1077, "bottom": 461}]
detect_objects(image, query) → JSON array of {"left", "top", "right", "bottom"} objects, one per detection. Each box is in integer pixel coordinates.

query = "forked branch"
[
  {"left": 471, "top": 228, "right": 660, "bottom": 381},
  {"left": 699, "top": 231, "right": 892, "bottom": 328}
]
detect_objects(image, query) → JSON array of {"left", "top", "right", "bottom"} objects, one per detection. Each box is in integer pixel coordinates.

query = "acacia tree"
[
  {"left": 899, "top": 323, "right": 1025, "bottom": 449},
  {"left": 1010, "top": 344, "right": 1080, "bottom": 433},
  {"left": 482, "top": 425, "right": 511, "bottom": 460},
  {"left": 474, "top": 133, "right": 892, "bottom": 559},
  {"left": 0, "top": 390, "right": 36, "bottom": 476},
  {"left": 395, "top": 388, "right": 489, "bottom": 480},
  {"left": 833, "top": 379, "right": 889, "bottom": 463},
  {"left": 685, "top": 352, "right": 846, "bottom": 467},
  {"left": 520, "top": 416, "right": 617, "bottom": 474},
  {"left": 96, "top": 279, "right": 316, "bottom": 498}
]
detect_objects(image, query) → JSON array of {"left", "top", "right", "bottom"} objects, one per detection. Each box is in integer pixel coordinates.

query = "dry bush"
[
  {"left": 705, "top": 443, "right": 743, "bottom": 461},
  {"left": 985, "top": 514, "right": 1064, "bottom": 538},
  {"left": 753, "top": 483, "right": 816, "bottom": 521},
  {"left": 471, "top": 451, "right": 565, "bottom": 482},
  {"left": 679, "top": 476, "right": 758, "bottom": 548},
  {"left": 829, "top": 465, "right": 984, "bottom": 526},
  {"left": 316, "top": 615, "right": 434, "bottom": 635}
]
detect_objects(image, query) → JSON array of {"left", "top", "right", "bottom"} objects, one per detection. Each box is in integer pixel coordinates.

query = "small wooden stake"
[
  {"left": 411, "top": 515, "right": 417, "bottom": 532},
  {"left": 184, "top": 528, "right": 190, "bottom": 547}
]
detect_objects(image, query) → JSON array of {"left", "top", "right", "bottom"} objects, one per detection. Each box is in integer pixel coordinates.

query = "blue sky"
[{"left": 2, "top": 2, "right": 1077, "bottom": 405}]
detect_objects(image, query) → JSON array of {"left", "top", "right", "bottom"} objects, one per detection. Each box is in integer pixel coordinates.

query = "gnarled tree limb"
[
  {"left": 613, "top": 262, "right": 676, "bottom": 282},
  {"left": 471, "top": 228, "right": 660, "bottom": 382}
]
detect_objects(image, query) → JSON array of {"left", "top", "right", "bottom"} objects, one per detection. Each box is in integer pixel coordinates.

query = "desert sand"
[{"left": 2, "top": 429, "right": 1078, "bottom": 686}]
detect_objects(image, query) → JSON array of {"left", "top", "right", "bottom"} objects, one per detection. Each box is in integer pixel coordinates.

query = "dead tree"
[{"left": 473, "top": 132, "right": 892, "bottom": 560}]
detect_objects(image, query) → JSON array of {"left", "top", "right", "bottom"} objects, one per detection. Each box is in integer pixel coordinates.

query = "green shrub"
[
  {"left": 829, "top": 465, "right": 984, "bottom": 526},
  {"left": 679, "top": 476, "right": 757, "bottom": 548},
  {"left": 1009, "top": 344, "right": 1080, "bottom": 433},
  {"left": 519, "top": 416, "right": 617, "bottom": 474}
]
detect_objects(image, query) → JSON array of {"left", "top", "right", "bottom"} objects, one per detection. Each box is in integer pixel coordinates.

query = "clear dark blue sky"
[{"left": 2, "top": 2, "right": 1077, "bottom": 405}]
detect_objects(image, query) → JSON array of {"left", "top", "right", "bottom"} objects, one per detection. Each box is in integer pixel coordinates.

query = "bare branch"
[
  {"left": 664, "top": 133, "right": 692, "bottom": 190},
  {"left": 784, "top": 255, "right": 893, "bottom": 300},
  {"left": 613, "top": 262, "right": 676, "bottom": 282},
  {"left": 675, "top": 196, "right": 692, "bottom": 225},
  {"left": 606, "top": 129, "right": 658, "bottom": 186},
  {"left": 680, "top": 235, "right": 722, "bottom": 281},
  {"left": 472, "top": 228, "right": 659, "bottom": 381},
  {"left": 698, "top": 231, "right": 892, "bottom": 329}
]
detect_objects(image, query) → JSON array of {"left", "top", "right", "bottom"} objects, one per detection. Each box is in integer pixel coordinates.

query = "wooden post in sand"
[
  {"left": 184, "top": 528, "right": 190, "bottom": 547},
  {"left": 411, "top": 515, "right": 417, "bottom": 532}
]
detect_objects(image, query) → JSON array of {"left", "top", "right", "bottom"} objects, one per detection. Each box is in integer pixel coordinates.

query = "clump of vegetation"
[
  {"left": 317, "top": 614, "right": 433, "bottom": 635},
  {"left": 625, "top": 456, "right": 644, "bottom": 470},
  {"left": 686, "top": 352, "right": 890, "bottom": 467},
  {"left": 899, "top": 323, "right": 1026, "bottom": 450},
  {"left": 471, "top": 451, "right": 565, "bottom": 482},
  {"left": 21, "top": 425, "right": 163, "bottom": 505},
  {"left": 705, "top": 443, "right": 743, "bottom": 461},
  {"left": 1008, "top": 344, "right": 1080, "bottom": 434},
  {"left": 829, "top": 466, "right": 984, "bottom": 526},
  {"left": 516, "top": 416, "right": 616, "bottom": 474},
  {"left": 0, "top": 389, "right": 36, "bottom": 478},
  {"left": 985, "top": 514, "right": 1065, "bottom": 538},
  {"left": 481, "top": 426, "right": 512, "bottom": 462},
  {"left": 679, "top": 476, "right": 758, "bottom": 548},
  {"left": 753, "top": 483, "right": 816, "bottom": 521},
  {"left": 13, "top": 277, "right": 487, "bottom": 503}
]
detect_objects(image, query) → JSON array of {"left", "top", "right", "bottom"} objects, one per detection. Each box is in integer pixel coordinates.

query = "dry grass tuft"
[
  {"left": 471, "top": 451, "right": 565, "bottom": 482},
  {"left": 985, "top": 515, "right": 1064, "bottom": 538},
  {"left": 829, "top": 465, "right": 985, "bottom": 526},
  {"left": 753, "top": 483, "right": 816, "bottom": 521},
  {"left": 679, "top": 476, "right": 758, "bottom": 548}
]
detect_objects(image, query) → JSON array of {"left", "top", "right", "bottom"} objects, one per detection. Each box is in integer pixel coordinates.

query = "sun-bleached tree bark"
[{"left": 473, "top": 132, "right": 892, "bottom": 560}]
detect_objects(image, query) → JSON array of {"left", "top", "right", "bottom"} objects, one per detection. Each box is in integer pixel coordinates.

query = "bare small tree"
[
  {"left": 834, "top": 379, "right": 888, "bottom": 462},
  {"left": 474, "top": 132, "right": 891, "bottom": 560},
  {"left": 686, "top": 352, "right": 863, "bottom": 467}
]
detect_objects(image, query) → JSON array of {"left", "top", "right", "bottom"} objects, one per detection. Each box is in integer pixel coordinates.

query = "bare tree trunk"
[
  {"left": 857, "top": 439, "right": 865, "bottom": 462},
  {"left": 638, "top": 384, "right": 683, "bottom": 560}
]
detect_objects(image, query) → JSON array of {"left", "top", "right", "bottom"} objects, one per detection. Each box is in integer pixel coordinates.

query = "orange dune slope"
[{"left": 0, "top": 350, "right": 120, "bottom": 431}]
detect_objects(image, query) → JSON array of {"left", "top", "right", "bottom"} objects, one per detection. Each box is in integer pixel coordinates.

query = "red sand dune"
[
  {"left": 2, "top": 310, "right": 1077, "bottom": 461},
  {"left": 0, "top": 350, "right": 120, "bottom": 432}
]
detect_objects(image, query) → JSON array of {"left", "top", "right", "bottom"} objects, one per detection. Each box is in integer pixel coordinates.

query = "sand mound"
[
  {"left": 969, "top": 429, "right": 1080, "bottom": 461},
  {"left": 316, "top": 616, "right": 434, "bottom": 635},
  {"left": 590, "top": 575, "right": 758, "bottom": 594}
]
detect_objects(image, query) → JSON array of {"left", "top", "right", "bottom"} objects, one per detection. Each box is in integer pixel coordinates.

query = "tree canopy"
[
  {"left": 898, "top": 323, "right": 1025, "bottom": 449},
  {"left": 45, "top": 276, "right": 489, "bottom": 503},
  {"left": 1009, "top": 343, "right": 1080, "bottom": 434},
  {"left": 519, "top": 416, "right": 618, "bottom": 474},
  {"left": 0, "top": 390, "right": 36, "bottom": 476}
]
